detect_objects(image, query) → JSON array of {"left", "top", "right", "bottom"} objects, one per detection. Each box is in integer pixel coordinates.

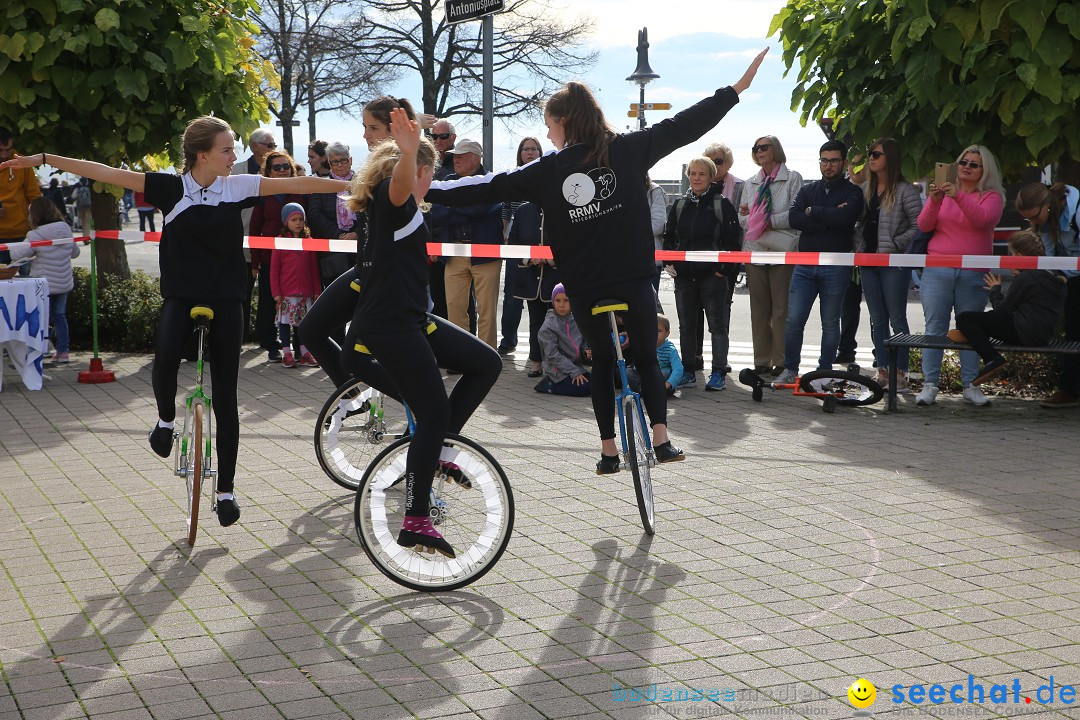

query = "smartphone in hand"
[{"left": 934, "top": 162, "right": 957, "bottom": 187}]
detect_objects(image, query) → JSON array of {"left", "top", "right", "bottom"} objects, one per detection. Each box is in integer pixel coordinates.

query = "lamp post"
[{"left": 627, "top": 28, "right": 659, "bottom": 131}]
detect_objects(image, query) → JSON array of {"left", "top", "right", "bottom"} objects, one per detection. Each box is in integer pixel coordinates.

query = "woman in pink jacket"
[
  {"left": 915, "top": 144, "right": 1005, "bottom": 407},
  {"left": 271, "top": 203, "right": 322, "bottom": 368}
]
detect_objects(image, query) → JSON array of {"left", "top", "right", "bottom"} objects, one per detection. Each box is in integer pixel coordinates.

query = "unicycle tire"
[
  {"left": 624, "top": 397, "right": 655, "bottom": 536},
  {"left": 799, "top": 369, "right": 883, "bottom": 407},
  {"left": 187, "top": 403, "right": 203, "bottom": 547},
  {"left": 315, "top": 379, "right": 408, "bottom": 491},
  {"left": 354, "top": 433, "right": 514, "bottom": 592}
]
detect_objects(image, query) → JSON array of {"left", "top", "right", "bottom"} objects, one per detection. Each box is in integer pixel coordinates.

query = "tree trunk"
[
  {"left": 1058, "top": 157, "right": 1080, "bottom": 188},
  {"left": 90, "top": 188, "right": 130, "bottom": 283}
]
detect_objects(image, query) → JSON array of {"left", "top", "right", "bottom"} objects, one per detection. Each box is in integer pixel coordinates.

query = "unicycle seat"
[
  {"left": 591, "top": 299, "right": 628, "bottom": 315},
  {"left": 190, "top": 306, "right": 214, "bottom": 322}
]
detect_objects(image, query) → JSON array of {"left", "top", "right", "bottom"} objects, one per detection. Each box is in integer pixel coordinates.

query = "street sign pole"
[{"left": 483, "top": 14, "right": 493, "bottom": 170}]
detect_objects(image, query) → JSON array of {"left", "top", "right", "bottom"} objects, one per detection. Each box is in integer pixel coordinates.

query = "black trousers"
[
  {"left": 956, "top": 310, "right": 1022, "bottom": 362},
  {"left": 298, "top": 267, "right": 361, "bottom": 388},
  {"left": 255, "top": 264, "right": 281, "bottom": 352},
  {"left": 347, "top": 316, "right": 501, "bottom": 516},
  {"left": 837, "top": 273, "right": 863, "bottom": 362},
  {"left": 569, "top": 278, "right": 667, "bottom": 441},
  {"left": 153, "top": 298, "right": 243, "bottom": 492},
  {"left": 674, "top": 273, "right": 730, "bottom": 374},
  {"left": 1060, "top": 276, "right": 1080, "bottom": 394},
  {"left": 525, "top": 298, "right": 547, "bottom": 362}
]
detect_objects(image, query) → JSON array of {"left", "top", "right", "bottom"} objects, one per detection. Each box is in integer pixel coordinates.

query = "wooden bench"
[{"left": 883, "top": 333, "right": 1080, "bottom": 410}]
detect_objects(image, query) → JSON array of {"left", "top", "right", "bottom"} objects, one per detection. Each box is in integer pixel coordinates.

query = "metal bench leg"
[{"left": 888, "top": 347, "right": 898, "bottom": 411}]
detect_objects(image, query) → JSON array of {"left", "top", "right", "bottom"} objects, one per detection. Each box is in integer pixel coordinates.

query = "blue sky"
[{"left": 247, "top": 0, "right": 833, "bottom": 184}]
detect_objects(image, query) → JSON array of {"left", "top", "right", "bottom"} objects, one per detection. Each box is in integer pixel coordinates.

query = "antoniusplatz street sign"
[{"left": 445, "top": 0, "right": 505, "bottom": 25}]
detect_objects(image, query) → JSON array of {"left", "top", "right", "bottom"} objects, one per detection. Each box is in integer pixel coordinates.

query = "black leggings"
[
  {"left": 569, "top": 278, "right": 667, "bottom": 441},
  {"left": 956, "top": 310, "right": 1022, "bottom": 362},
  {"left": 355, "top": 317, "right": 501, "bottom": 516},
  {"left": 153, "top": 299, "right": 243, "bottom": 493},
  {"left": 298, "top": 267, "right": 360, "bottom": 388}
]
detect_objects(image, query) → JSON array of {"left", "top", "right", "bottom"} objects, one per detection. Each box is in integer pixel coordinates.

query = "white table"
[{"left": 0, "top": 277, "right": 50, "bottom": 391}]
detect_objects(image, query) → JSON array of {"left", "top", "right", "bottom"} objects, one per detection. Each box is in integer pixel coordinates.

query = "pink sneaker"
[
  {"left": 55, "top": 352, "right": 70, "bottom": 364},
  {"left": 300, "top": 351, "right": 319, "bottom": 367},
  {"left": 281, "top": 350, "right": 297, "bottom": 368}
]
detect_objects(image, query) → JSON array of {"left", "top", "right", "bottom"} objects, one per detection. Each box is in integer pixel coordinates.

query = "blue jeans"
[
  {"left": 50, "top": 293, "right": 70, "bottom": 353},
  {"left": 783, "top": 266, "right": 850, "bottom": 372},
  {"left": 920, "top": 267, "right": 987, "bottom": 386},
  {"left": 861, "top": 266, "right": 911, "bottom": 372}
]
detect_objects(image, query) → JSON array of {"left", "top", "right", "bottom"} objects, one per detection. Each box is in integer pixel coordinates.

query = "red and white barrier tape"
[{"left": 6, "top": 230, "right": 1077, "bottom": 271}]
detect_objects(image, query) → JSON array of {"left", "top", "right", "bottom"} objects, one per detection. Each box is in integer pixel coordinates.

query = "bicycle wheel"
[
  {"left": 799, "top": 369, "right": 884, "bottom": 407},
  {"left": 187, "top": 403, "right": 203, "bottom": 547},
  {"left": 354, "top": 433, "right": 514, "bottom": 592},
  {"left": 624, "top": 396, "right": 655, "bottom": 536},
  {"left": 315, "top": 379, "right": 408, "bottom": 491}
]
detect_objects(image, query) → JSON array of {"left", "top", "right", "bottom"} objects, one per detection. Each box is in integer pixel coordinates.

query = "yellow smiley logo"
[{"left": 848, "top": 678, "right": 876, "bottom": 709}]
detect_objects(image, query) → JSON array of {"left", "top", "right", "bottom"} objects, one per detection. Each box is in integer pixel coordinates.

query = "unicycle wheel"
[{"left": 624, "top": 397, "right": 655, "bottom": 536}]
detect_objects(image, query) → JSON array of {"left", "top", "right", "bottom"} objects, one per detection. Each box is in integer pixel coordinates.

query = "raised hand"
[
  {"left": 732, "top": 48, "right": 769, "bottom": 94},
  {"left": 389, "top": 107, "right": 420, "bottom": 155}
]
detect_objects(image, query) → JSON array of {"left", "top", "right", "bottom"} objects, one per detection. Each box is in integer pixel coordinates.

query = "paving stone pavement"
[{"left": 2, "top": 340, "right": 1080, "bottom": 720}]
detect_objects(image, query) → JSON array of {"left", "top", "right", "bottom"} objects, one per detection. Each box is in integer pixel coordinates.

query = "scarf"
[
  {"left": 745, "top": 164, "right": 780, "bottom": 243},
  {"left": 333, "top": 170, "right": 355, "bottom": 231}
]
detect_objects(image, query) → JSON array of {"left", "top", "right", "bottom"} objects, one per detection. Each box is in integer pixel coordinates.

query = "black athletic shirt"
[
  {"left": 426, "top": 87, "right": 740, "bottom": 296},
  {"left": 144, "top": 172, "right": 261, "bottom": 300},
  {"left": 352, "top": 178, "right": 428, "bottom": 332}
]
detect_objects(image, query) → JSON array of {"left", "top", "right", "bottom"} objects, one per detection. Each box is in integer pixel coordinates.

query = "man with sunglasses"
[{"left": 775, "top": 140, "right": 864, "bottom": 384}]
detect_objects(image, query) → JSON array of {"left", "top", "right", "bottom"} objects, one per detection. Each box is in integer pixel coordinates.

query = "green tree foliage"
[
  {"left": 771, "top": 0, "right": 1080, "bottom": 178},
  {"left": 0, "top": 0, "right": 275, "bottom": 277}
]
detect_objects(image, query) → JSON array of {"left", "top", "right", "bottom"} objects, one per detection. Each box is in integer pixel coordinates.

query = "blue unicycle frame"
[{"left": 593, "top": 300, "right": 656, "bottom": 536}]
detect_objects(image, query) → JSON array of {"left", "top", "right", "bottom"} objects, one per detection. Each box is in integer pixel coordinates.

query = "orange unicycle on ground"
[
  {"left": 173, "top": 306, "right": 216, "bottom": 546},
  {"left": 739, "top": 367, "right": 883, "bottom": 413}
]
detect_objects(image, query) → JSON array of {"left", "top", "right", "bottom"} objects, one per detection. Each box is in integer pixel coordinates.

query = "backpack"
[
  {"left": 672, "top": 192, "right": 742, "bottom": 251},
  {"left": 76, "top": 185, "right": 92, "bottom": 208}
]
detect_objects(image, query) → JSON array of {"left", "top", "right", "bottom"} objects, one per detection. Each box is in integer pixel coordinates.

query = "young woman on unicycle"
[
  {"left": 425, "top": 50, "right": 769, "bottom": 472},
  {"left": 1, "top": 118, "right": 350, "bottom": 529},
  {"left": 344, "top": 108, "right": 501, "bottom": 559}
]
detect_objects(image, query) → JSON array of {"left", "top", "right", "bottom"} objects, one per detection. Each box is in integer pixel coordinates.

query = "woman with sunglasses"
[
  {"left": 854, "top": 138, "right": 922, "bottom": 392},
  {"left": 738, "top": 135, "right": 803, "bottom": 376},
  {"left": 915, "top": 145, "right": 1005, "bottom": 407},
  {"left": 426, "top": 49, "right": 768, "bottom": 473},
  {"left": 1015, "top": 181, "right": 1080, "bottom": 408},
  {"left": 249, "top": 151, "right": 308, "bottom": 363}
]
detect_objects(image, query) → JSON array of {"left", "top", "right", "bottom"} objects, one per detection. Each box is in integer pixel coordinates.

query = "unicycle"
[
  {"left": 591, "top": 300, "right": 656, "bottom": 536},
  {"left": 739, "top": 367, "right": 883, "bottom": 413},
  {"left": 174, "top": 306, "right": 216, "bottom": 546},
  {"left": 354, "top": 432, "right": 514, "bottom": 591}
]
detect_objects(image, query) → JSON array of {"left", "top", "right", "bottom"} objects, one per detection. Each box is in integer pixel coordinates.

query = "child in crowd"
[
  {"left": 627, "top": 315, "right": 683, "bottom": 396},
  {"left": 952, "top": 229, "right": 1067, "bottom": 386},
  {"left": 271, "top": 203, "right": 322, "bottom": 368},
  {"left": 7, "top": 197, "right": 80, "bottom": 363},
  {"left": 536, "top": 283, "right": 591, "bottom": 396}
]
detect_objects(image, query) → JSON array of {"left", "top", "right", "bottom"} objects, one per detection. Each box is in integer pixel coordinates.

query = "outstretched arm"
[
  {"left": 261, "top": 176, "right": 348, "bottom": 196},
  {"left": 0, "top": 153, "right": 144, "bottom": 191}
]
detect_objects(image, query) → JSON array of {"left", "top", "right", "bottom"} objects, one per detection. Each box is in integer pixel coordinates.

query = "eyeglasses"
[
  {"left": 868, "top": 150, "right": 885, "bottom": 159},
  {"left": 957, "top": 159, "right": 983, "bottom": 169},
  {"left": 259, "top": 141, "right": 278, "bottom": 149},
  {"left": 328, "top": 157, "right": 351, "bottom": 167},
  {"left": 752, "top": 144, "right": 772, "bottom": 153},
  {"left": 269, "top": 162, "right": 292, "bottom": 172},
  {"left": 431, "top": 133, "right": 453, "bottom": 141},
  {"left": 710, "top": 157, "right": 726, "bottom": 165},
  {"left": 521, "top": 146, "right": 541, "bottom": 153},
  {"left": 819, "top": 157, "right": 843, "bottom": 166}
]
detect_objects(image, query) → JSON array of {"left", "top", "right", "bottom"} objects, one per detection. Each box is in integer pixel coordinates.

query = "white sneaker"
[
  {"left": 915, "top": 384, "right": 939, "bottom": 406},
  {"left": 775, "top": 368, "right": 798, "bottom": 385},
  {"left": 896, "top": 371, "right": 911, "bottom": 394},
  {"left": 963, "top": 385, "right": 990, "bottom": 406}
]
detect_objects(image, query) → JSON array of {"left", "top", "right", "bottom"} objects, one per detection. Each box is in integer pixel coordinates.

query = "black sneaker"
[
  {"left": 596, "top": 454, "right": 621, "bottom": 475},
  {"left": 148, "top": 424, "right": 173, "bottom": 458},
  {"left": 973, "top": 356, "right": 1006, "bottom": 386},
  {"left": 655, "top": 441, "right": 685, "bottom": 463},
  {"left": 438, "top": 460, "right": 472, "bottom": 489},
  {"left": 215, "top": 496, "right": 241, "bottom": 527},
  {"left": 267, "top": 349, "right": 282, "bottom": 363},
  {"left": 397, "top": 529, "right": 456, "bottom": 558},
  {"left": 496, "top": 342, "right": 516, "bottom": 357}
]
